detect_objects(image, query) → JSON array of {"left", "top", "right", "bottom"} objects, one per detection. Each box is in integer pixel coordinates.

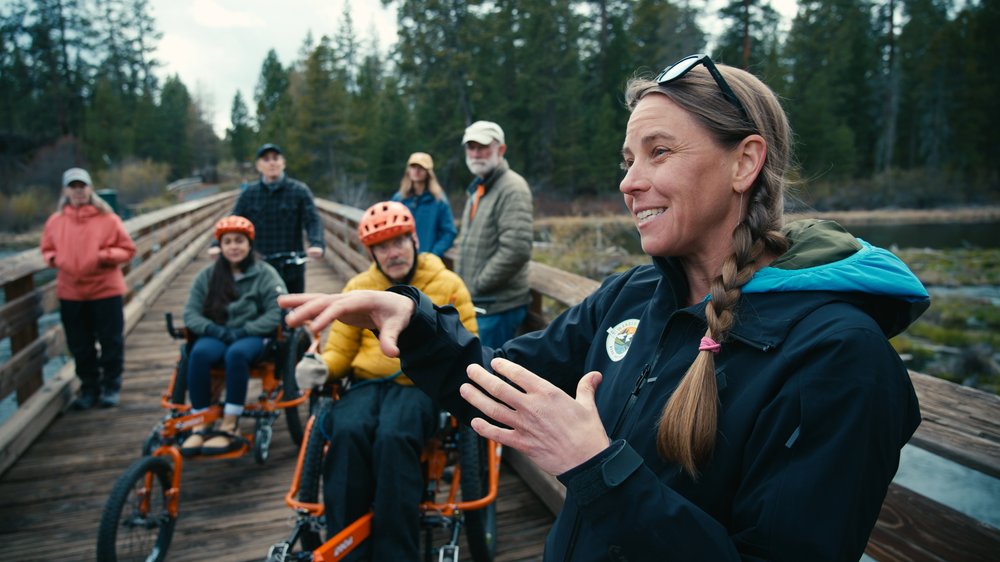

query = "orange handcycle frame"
[
  {"left": 265, "top": 391, "right": 502, "bottom": 562},
  {"left": 96, "top": 313, "right": 313, "bottom": 562}
]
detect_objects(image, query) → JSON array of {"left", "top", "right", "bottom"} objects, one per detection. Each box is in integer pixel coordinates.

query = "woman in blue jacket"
[
  {"left": 391, "top": 152, "right": 457, "bottom": 257},
  {"left": 281, "top": 54, "right": 929, "bottom": 561}
]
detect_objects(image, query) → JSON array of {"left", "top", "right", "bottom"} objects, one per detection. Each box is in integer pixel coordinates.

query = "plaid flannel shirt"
[{"left": 232, "top": 175, "right": 324, "bottom": 257}]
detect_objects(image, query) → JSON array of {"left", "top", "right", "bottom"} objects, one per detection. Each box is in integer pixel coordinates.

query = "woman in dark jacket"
[
  {"left": 180, "top": 216, "right": 286, "bottom": 455},
  {"left": 279, "top": 54, "right": 929, "bottom": 561}
]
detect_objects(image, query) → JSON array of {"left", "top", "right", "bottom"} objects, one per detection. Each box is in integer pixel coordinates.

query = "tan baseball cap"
[{"left": 407, "top": 152, "right": 434, "bottom": 170}]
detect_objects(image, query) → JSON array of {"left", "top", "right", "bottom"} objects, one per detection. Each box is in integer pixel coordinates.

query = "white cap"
[
  {"left": 462, "top": 121, "right": 505, "bottom": 146},
  {"left": 62, "top": 167, "right": 92, "bottom": 187}
]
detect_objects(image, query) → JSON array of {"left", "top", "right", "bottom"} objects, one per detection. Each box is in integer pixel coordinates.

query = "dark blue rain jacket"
[{"left": 391, "top": 219, "right": 929, "bottom": 561}]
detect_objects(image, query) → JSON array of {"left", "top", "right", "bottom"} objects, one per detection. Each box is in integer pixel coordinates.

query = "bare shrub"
[
  {"left": 96, "top": 159, "right": 171, "bottom": 206},
  {"left": 0, "top": 187, "right": 53, "bottom": 232}
]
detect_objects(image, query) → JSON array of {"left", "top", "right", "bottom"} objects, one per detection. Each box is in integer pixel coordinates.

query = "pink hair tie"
[{"left": 698, "top": 336, "right": 721, "bottom": 354}]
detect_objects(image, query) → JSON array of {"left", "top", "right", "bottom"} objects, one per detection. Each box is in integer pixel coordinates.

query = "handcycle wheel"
[
  {"left": 97, "top": 455, "right": 176, "bottom": 562},
  {"left": 459, "top": 426, "right": 497, "bottom": 562},
  {"left": 282, "top": 327, "right": 314, "bottom": 445},
  {"left": 296, "top": 406, "right": 330, "bottom": 552}
]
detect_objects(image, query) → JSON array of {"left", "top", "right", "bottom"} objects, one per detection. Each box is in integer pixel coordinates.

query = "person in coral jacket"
[{"left": 41, "top": 168, "right": 136, "bottom": 410}]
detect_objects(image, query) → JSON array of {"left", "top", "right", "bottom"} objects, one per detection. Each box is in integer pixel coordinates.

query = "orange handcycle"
[
  {"left": 264, "top": 389, "right": 501, "bottom": 562},
  {"left": 96, "top": 313, "right": 313, "bottom": 562}
]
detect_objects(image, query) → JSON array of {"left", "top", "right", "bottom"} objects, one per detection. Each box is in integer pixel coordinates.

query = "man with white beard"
[{"left": 455, "top": 120, "right": 534, "bottom": 348}]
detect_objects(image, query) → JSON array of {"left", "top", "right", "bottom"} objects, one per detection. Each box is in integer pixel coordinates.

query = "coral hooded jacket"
[{"left": 41, "top": 204, "right": 136, "bottom": 301}]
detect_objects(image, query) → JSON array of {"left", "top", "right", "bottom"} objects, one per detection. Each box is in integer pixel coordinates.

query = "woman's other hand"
[{"left": 462, "top": 357, "right": 610, "bottom": 475}]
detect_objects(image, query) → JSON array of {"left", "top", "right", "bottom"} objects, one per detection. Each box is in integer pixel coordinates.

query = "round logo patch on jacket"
[{"left": 605, "top": 319, "right": 640, "bottom": 362}]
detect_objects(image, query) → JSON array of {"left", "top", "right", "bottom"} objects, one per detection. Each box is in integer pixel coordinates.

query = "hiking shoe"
[
  {"left": 99, "top": 389, "right": 120, "bottom": 408},
  {"left": 71, "top": 392, "right": 98, "bottom": 410}
]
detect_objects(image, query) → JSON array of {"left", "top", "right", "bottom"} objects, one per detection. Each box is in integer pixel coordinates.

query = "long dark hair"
[{"left": 202, "top": 247, "right": 256, "bottom": 324}]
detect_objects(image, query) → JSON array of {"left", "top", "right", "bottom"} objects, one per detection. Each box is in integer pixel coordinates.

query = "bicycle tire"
[
  {"left": 282, "top": 327, "right": 313, "bottom": 445},
  {"left": 459, "top": 426, "right": 497, "bottom": 562},
  {"left": 297, "top": 407, "right": 330, "bottom": 551},
  {"left": 97, "top": 456, "right": 176, "bottom": 562}
]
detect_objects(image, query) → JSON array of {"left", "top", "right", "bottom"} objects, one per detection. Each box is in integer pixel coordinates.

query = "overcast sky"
[{"left": 151, "top": 0, "right": 799, "bottom": 136}]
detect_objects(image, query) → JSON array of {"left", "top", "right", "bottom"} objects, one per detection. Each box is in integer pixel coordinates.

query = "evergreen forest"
[{"left": 1, "top": 0, "right": 997, "bottom": 231}]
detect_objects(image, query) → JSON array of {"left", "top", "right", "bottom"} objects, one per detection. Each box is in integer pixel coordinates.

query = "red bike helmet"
[
  {"left": 214, "top": 215, "right": 255, "bottom": 241},
  {"left": 358, "top": 201, "right": 416, "bottom": 247}
]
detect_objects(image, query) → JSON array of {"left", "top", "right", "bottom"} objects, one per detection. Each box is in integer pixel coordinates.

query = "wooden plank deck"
[{"left": 0, "top": 252, "right": 551, "bottom": 561}]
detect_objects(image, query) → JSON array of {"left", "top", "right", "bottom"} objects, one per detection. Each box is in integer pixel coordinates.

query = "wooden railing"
[
  {"left": 0, "top": 191, "right": 236, "bottom": 475},
  {"left": 315, "top": 200, "right": 1000, "bottom": 561}
]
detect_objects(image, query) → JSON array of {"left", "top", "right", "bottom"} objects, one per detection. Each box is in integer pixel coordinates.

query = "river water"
[
  {"left": 2, "top": 221, "right": 999, "bottom": 542},
  {"left": 847, "top": 220, "right": 999, "bottom": 250}
]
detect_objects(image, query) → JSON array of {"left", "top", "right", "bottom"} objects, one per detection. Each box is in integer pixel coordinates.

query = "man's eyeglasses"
[{"left": 654, "top": 53, "right": 751, "bottom": 125}]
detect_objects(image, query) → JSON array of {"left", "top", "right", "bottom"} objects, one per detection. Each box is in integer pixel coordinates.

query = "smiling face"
[
  {"left": 219, "top": 232, "right": 251, "bottom": 266},
  {"left": 619, "top": 94, "right": 744, "bottom": 262}
]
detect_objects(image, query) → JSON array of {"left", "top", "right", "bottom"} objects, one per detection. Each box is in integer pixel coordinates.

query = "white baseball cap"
[
  {"left": 462, "top": 121, "right": 505, "bottom": 146},
  {"left": 62, "top": 168, "right": 92, "bottom": 187}
]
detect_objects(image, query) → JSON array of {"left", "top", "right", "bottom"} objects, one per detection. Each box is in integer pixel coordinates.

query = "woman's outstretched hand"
[
  {"left": 278, "top": 291, "right": 416, "bottom": 358},
  {"left": 463, "top": 357, "right": 609, "bottom": 476}
]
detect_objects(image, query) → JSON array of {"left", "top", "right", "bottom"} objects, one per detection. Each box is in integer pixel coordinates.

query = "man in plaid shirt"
[{"left": 231, "top": 143, "right": 325, "bottom": 293}]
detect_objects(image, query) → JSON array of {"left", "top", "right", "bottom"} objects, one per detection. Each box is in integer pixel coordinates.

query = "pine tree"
[
  {"left": 254, "top": 49, "right": 292, "bottom": 149},
  {"left": 630, "top": 0, "right": 706, "bottom": 70},
  {"left": 288, "top": 36, "right": 349, "bottom": 193},
  {"left": 158, "top": 75, "right": 192, "bottom": 179},
  {"left": 784, "top": 0, "right": 880, "bottom": 180},
  {"left": 577, "top": 0, "right": 636, "bottom": 196},
  {"left": 227, "top": 90, "right": 254, "bottom": 164},
  {"left": 715, "top": 0, "right": 783, "bottom": 79}
]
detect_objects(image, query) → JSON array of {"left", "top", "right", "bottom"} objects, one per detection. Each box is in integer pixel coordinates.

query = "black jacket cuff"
[{"left": 557, "top": 439, "right": 643, "bottom": 506}]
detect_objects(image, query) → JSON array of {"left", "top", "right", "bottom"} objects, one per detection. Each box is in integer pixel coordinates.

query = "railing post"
[{"left": 4, "top": 276, "right": 42, "bottom": 402}]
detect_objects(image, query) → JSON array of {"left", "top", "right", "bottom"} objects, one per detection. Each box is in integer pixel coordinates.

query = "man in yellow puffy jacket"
[{"left": 295, "top": 201, "right": 477, "bottom": 562}]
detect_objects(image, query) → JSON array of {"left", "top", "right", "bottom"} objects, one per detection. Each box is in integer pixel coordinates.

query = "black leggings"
[{"left": 60, "top": 295, "right": 125, "bottom": 394}]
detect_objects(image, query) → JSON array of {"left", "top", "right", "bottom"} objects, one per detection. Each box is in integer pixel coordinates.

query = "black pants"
[
  {"left": 268, "top": 260, "right": 305, "bottom": 294},
  {"left": 59, "top": 296, "right": 125, "bottom": 395},
  {"left": 322, "top": 382, "right": 436, "bottom": 562}
]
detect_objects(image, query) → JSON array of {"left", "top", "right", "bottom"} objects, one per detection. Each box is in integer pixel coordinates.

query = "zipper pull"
[{"left": 632, "top": 364, "right": 650, "bottom": 395}]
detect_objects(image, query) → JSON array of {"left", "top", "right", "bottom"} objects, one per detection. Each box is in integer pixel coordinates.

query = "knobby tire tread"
[
  {"left": 459, "top": 426, "right": 497, "bottom": 562},
  {"left": 97, "top": 455, "right": 176, "bottom": 562}
]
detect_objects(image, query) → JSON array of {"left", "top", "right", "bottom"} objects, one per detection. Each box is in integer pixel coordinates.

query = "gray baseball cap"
[{"left": 62, "top": 167, "right": 92, "bottom": 187}]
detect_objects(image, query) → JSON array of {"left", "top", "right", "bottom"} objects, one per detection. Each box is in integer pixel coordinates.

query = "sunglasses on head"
[{"left": 655, "top": 53, "right": 751, "bottom": 125}]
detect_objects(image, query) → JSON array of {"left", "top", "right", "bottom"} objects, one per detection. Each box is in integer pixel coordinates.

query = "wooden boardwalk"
[{"left": 0, "top": 252, "right": 552, "bottom": 561}]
